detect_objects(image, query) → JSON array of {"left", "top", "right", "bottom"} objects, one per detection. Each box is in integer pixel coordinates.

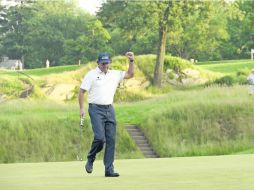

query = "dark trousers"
[{"left": 87, "top": 103, "right": 116, "bottom": 173}]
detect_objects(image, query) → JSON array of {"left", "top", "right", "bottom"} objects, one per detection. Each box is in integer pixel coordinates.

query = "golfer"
[
  {"left": 79, "top": 52, "right": 135, "bottom": 177},
  {"left": 247, "top": 69, "right": 254, "bottom": 95}
]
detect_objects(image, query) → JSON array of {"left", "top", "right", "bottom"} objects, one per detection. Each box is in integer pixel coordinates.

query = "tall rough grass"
[
  {"left": 0, "top": 100, "right": 141, "bottom": 163},
  {"left": 141, "top": 85, "right": 254, "bottom": 157}
]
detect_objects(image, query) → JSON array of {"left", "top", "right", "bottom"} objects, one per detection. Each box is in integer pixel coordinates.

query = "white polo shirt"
[{"left": 80, "top": 67, "right": 126, "bottom": 105}]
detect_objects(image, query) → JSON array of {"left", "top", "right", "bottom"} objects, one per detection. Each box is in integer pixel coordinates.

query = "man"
[
  {"left": 247, "top": 69, "right": 254, "bottom": 95},
  {"left": 78, "top": 52, "right": 134, "bottom": 177}
]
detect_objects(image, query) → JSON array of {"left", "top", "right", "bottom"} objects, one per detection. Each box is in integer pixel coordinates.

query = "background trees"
[
  {"left": 0, "top": 0, "right": 253, "bottom": 73},
  {"left": 98, "top": 0, "right": 236, "bottom": 86},
  {"left": 0, "top": 0, "right": 111, "bottom": 68}
]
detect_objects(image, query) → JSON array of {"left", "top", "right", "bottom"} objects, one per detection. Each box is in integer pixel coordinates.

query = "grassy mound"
[
  {"left": 0, "top": 55, "right": 216, "bottom": 102},
  {"left": 1, "top": 85, "right": 253, "bottom": 163},
  {"left": 141, "top": 85, "right": 254, "bottom": 157},
  {"left": 0, "top": 100, "right": 142, "bottom": 163}
]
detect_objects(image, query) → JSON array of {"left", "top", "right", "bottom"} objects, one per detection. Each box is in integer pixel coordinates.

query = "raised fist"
[{"left": 125, "top": 52, "right": 134, "bottom": 61}]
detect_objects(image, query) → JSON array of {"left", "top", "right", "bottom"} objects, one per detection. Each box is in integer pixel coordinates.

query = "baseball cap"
[{"left": 97, "top": 53, "right": 111, "bottom": 64}]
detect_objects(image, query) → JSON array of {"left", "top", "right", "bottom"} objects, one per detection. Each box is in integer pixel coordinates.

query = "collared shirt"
[{"left": 80, "top": 67, "right": 126, "bottom": 105}]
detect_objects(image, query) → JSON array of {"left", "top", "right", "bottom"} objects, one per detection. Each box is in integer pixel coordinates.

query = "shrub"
[
  {"left": 164, "top": 55, "right": 194, "bottom": 72},
  {"left": 214, "top": 75, "right": 234, "bottom": 86},
  {"left": 236, "top": 68, "right": 249, "bottom": 77},
  {"left": 0, "top": 78, "right": 25, "bottom": 97},
  {"left": 236, "top": 75, "right": 248, "bottom": 85}
]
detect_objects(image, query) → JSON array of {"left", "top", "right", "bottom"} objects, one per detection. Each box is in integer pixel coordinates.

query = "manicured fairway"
[
  {"left": 199, "top": 60, "right": 254, "bottom": 74},
  {"left": 0, "top": 154, "right": 253, "bottom": 190}
]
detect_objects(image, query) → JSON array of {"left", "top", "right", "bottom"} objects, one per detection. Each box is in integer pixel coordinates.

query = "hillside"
[
  {"left": 0, "top": 55, "right": 218, "bottom": 103},
  {"left": 1, "top": 85, "right": 254, "bottom": 163},
  {"left": 199, "top": 59, "right": 254, "bottom": 74},
  {"left": 1, "top": 56, "right": 254, "bottom": 163}
]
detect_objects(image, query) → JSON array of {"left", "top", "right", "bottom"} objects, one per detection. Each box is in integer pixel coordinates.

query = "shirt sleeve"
[{"left": 80, "top": 71, "right": 93, "bottom": 91}]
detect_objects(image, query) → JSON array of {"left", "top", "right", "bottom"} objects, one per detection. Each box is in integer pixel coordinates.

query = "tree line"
[{"left": 0, "top": 0, "right": 253, "bottom": 85}]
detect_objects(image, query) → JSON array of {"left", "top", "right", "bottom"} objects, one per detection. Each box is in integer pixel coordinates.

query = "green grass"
[
  {"left": 22, "top": 64, "right": 82, "bottom": 76},
  {"left": 0, "top": 100, "right": 142, "bottom": 163},
  {"left": 0, "top": 64, "right": 82, "bottom": 77},
  {"left": 1, "top": 57, "right": 254, "bottom": 163},
  {"left": 1, "top": 85, "right": 254, "bottom": 163},
  {"left": 199, "top": 60, "right": 254, "bottom": 74},
  {"left": 197, "top": 59, "right": 252, "bottom": 65},
  {"left": 0, "top": 155, "right": 253, "bottom": 190},
  {"left": 140, "top": 85, "right": 254, "bottom": 157}
]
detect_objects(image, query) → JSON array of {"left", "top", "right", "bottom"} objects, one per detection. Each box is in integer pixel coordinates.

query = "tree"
[
  {"left": 0, "top": 1, "right": 35, "bottom": 64},
  {"left": 98, "top": 0, "right": 168, "bottom": 86},
  {"left": 61, "top": 19, "right": 111, "bottom": 64},
  {"left": 153, "top": 1, "right": 172, "bottom": 86},
  {"left": 23, "top": 0, "right": 91, "bottom": 67},
  {"left": 98, "top": 0, "right": 234, "bottom": 86},
  {"left": 220, "top": 0, "right": 254, "bottom": 59},
  {"left": 168, "top": 1, "right": 236, "bottom": 61}
]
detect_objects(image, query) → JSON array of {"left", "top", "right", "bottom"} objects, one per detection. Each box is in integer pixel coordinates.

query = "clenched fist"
[{"left": 125, "top": 52, "right": 134, "bottom": 61}]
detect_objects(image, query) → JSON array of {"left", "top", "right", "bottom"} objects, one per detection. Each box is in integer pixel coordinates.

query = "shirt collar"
[{"left": 96, "top": 67, "right": 110, "bottom": 74}]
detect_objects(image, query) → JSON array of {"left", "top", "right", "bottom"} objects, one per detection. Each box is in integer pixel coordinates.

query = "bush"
[
  {"left": 164, "top": 55, "right": 194, "bottom": 72},
  {"left": 236, "top": 68, "right": 249, "bottom": 77},
  {"left": 0, "top": 78, "right": 25, "bottom": 97},
  {"left": 141, "top": 98, "right": 254, "bottom": 157},
  {"left": 214, "top": 75, "right": 234, "bottom": 86},
  {"left": 235, "top": 75, "right": 248, "bottom": 85},
  {"left": 114, "top": 89, "right": 148, "bottom": 102}
]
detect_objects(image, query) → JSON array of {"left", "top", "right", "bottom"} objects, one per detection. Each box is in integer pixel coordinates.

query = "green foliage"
[
  {"left": 22, "top": 65, "right": 81, "bottom": 76},
  {"left": 213, "top": 75, "right": 234, "bottom": 86},
  {"left": 1, "top": 85, "right": 254, "bottom": 162},
  {"left": 0, "top": 0, "right": 112, "bottom": 69},
  {"left": 135, "top": 55, "right": 156, "bottom": 81},
  {"left": 219, "top": 0, "right": 254, "bottom": 59},
  {"left": 98, "top": 0, "right": 240, "bottom": 62},
  {"left": 200, "top": 60, "right": 254, "bottom": 86},
  {"left": 236, "top": 67, "right": 250, "bottom": 77},
  {"left": 0, "top": 100, "right": 141, "bottom": 163},
  {"left": 61, "top": 19, "right": 112, "bottom": 65},
  {"left": 135, "top": 54, "right": 194, "bottom": 82},
  {"left": 0, "top": 78, "right": 25, "bottom": 97},
  {"left": 235, "top": 68, "right": 250, "bottom": 85},
  {"left": 146, "top": 85, "right": 172, "bottom": 94},
  {"left": 199, "top": 60, "right": 254, "bottom": 74},
  {"left": 140, "top": 86, "right": 254, "bottom": 157},
  {"left": 114, "top": 89, "right": 148, "bottom": 103},
  {"left": 0, "top": 0, "right": 253, "bottom": 69},
  {"left": 235, "top": 75, "right": 249, "bottom": 85},
  {"left": 164, "top": 55, "right": 193, "bottom": 72}
]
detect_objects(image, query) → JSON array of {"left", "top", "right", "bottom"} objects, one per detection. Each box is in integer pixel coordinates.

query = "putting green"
[{"left": 0, "top": 155, "right": 253, "bottom": 190}]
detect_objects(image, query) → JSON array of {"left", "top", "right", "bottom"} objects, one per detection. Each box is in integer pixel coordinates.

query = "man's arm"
[
  {"left": 79, "top": 88, "right": 86, "bottom": 118},
  {"left": 124, "top": 52, "right": 135, "bottom": 79}
]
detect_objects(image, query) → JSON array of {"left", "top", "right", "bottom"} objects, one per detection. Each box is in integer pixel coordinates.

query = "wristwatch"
[{"left": 129, "top": 59, "right": 134, "bottom": 64}]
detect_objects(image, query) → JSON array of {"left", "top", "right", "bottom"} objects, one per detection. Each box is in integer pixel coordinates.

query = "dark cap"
[{"left": 97, "top": 53, "right": 111, "bottom": 64}]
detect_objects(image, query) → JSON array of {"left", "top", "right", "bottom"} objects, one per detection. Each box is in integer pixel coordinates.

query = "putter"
[{"left": 77, "top": 116, "right": 84, "bottom": 161}]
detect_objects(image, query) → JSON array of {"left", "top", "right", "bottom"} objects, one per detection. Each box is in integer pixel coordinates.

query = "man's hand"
[
  {"left": 124, "top": 51, "right": 135, "bottom": 79},
  {"left": 79, "top": 88, "right": 86, "bottom": 119},
  {"left": 80, "top": 109, "right": 84, "bottom": 119},
  {"left": 125, "top": 51, "right": 134, "bottom": 61},
  {"left": 80, "top": 115, "right": 84, "bottom": 127}
]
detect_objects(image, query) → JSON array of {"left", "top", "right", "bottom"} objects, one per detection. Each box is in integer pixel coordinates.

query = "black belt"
[{"left": 89, "top": 103, "right": 112, "bottom": 109}]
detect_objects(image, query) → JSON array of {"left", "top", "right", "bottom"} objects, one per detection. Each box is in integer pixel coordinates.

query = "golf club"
[{"left": 77, "top": 116, "right": 84, "bottom": 161}]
